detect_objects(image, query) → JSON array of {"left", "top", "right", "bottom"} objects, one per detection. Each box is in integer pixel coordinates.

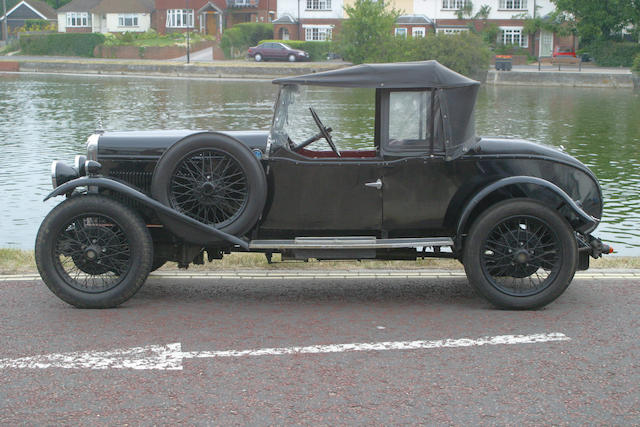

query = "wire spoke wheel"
[
  {"left": 463, "top": 199, "right": 578, "bottom": 309},
  {"left": 169, "top": 149, "right": 249, "bottom": 228},
  {"left": 54, "top": 214, "right": 132, "bottom": 293},
  {"left": 35, "top": 196, "right": 153, "bottom": 308},
  {"left": 481, "top": 215, "right": 560, "bottom": 297}
]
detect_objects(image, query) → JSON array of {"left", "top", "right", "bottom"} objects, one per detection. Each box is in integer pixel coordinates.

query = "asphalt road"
[{"left": 0, "top": 273, "right": 638, "bottom": 424}]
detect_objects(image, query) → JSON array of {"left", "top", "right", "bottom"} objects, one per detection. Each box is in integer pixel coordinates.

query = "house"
[
  {"left": 57, "top": 0, "right": 154, "bottom": 33},
  {"left": 273, "top": 0, "right": 344, "bottom": 41},
  {"left": 154, "top": 0, "right": 276, "bottom": 38},
  {"left": 414, "top": 0, "right": 573, "bottom": 58},
  {"left": 0, "top": 0, "right": 56, "bottom": 40},
  {"left": 272, "top": 0, "right": 571, "bottom": 58}
]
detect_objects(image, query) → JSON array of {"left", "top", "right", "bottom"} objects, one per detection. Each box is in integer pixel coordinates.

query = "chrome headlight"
[
  {"left": 86, "top": 134, "right": 99, "bottom": 161},
  {"left": 51, "top": 161, "right": 78, "bottom": 189},
  {"left": 74, "top": 155, "right": 87, "bottom": 176}
]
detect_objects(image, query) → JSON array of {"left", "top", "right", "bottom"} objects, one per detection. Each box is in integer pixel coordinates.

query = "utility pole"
[{"left": 2, "top": 0, "right": 7, "bottom": 44}]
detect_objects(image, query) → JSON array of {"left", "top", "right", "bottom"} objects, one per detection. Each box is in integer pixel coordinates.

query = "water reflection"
[{"left": 0, "top": 74, "right": 638, "bottom": 254}]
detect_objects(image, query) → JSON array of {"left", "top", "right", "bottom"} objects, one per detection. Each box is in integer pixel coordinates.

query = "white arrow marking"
[{"left": 0, "top": 333, "right": 570, "bottom": 371}]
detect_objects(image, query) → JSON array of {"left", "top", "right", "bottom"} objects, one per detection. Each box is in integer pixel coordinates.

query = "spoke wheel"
[
  {"left": 169, "top": 149, "right": 249, "bottom": 228},
  {"left": 35, "top": 196, "right": 153, "bottom": 308},
  {"left": 151, "top": 133, "right": 267, "bottom": 246},
  {"left": 463, "top": 199, "right": 577, "bottom": 309},
  {"left": 58, "top": 217, "right": 132, "bottom": 292},
  {"left": 481, "top": 216, "right": 560, "bottom": 297}
]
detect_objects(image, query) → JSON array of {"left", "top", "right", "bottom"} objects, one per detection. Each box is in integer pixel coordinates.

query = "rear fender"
[
  {"left": 44, "top": 177, "right": 250, "bottom": 250},
  {"left": 455, "top": 176, "right": 598, "bottom": 249}
]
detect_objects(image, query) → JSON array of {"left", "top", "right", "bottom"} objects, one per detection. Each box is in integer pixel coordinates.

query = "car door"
[
  {"left": 273, "top": 43, "right": 288, "bottom": 60},
  {"left": 260, "top": 150, "right": 383, "bottom": 234},
  {"left": 379, "top": 89, "right": 456, "bottom": 234}
]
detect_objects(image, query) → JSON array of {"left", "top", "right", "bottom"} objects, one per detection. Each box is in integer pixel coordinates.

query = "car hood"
[{"left": 97, "top": 130, "right": 270, "bottom": 159}]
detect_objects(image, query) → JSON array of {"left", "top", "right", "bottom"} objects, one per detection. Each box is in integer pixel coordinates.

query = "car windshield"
[{"left": 269, "top": 84, "right": 375, "bottom": 152}]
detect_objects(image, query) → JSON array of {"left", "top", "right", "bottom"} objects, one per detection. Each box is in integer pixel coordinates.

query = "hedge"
[
  {"left": 633, "top": 54, "right": 640, "bottom": 72},
  {"left": 583, "top": 41, "right": 640, "bottom": 67},
  {"left": 220, "top": 23, "right": 273, "bottom": 59},
  {"left": 20, "top": 33, "right": 106, "bottom": 57},
  {"left": 258, "top": 40, "right": 332, "bottom": 61}
]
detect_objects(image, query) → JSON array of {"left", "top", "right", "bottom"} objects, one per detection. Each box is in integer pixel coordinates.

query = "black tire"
[
  {"left": 35, "top": 196, "right": 153, "bottom": 308},
  {"left": 463, "top": 199, "right": 577, "bottom": 309},
  {"left": 254, "top": 53, "right": 262, "bottom": 62},
  {"left": 288, "top": 54, "right": 296, "bottom": 62},
  {"left": 151, "top": 132, "right": 267, "bottom": 245}
]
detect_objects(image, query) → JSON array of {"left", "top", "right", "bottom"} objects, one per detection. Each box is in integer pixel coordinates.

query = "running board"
[{"left": 249, "top": 237, "right": 454, "bottom": 250}]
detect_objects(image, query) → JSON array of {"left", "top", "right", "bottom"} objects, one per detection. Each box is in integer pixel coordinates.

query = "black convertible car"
[{"left": 37, "top": 61, "right": 611, "bottom": 309}]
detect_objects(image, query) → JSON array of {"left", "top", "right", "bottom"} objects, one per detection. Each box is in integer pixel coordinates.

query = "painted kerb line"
[{"left": 0, "top": 333, "right": 570, "bottom": 371}]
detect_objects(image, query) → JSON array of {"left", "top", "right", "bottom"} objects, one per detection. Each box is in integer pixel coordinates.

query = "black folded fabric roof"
[{"left": 273, "top": 60, "right": 479, "bottom": 89}]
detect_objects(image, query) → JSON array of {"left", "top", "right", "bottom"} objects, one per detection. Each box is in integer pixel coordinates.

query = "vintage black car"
[{"left": 36, "top": 61, "right": 611, "bottom": 310}]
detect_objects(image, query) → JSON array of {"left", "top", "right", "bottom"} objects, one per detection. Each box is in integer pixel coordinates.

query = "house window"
[
  {"left": 442, "top": 0, "right": 469, "bottom": 9},
  {"left": 395, "top": 28, "right": 407, "bottom": 38},
  {"left": 304, "top": 26, "right": 332, "bottom": 41},
  {"left": 501, "top": 27, "right": 528, "bottom": 47},
  {"left": 118, "top": 14, "right": 139, "bottom": 27},
  {"left": 499, "top": 0, "right": 527, "bottom": 9},
  {"left": 412, "top": 27, "right": 425, "bottom": 37},
  {"left": 306, "top": 0, "right": 331, "bottom": 10},
  {"left": 166, "top": 9, "right": 194, "bottom": 28},
  {"left": 66, "top": 12, "right": 89, "bottom": 27},
  {"left": 436, "top": 27, "right": 468, "bottom": 34}
]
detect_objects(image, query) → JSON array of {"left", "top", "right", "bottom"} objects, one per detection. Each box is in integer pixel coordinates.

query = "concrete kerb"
[
  {"left": 2, "top": 269, "right": 639, "bottom": 282},
  {"left": 5, "top": 58, "right": 346, "bottom": 80}
]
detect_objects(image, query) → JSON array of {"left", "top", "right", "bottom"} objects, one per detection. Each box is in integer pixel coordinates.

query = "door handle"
[{"left": 364, "top": 178, "right": 383, "bottom": 190}]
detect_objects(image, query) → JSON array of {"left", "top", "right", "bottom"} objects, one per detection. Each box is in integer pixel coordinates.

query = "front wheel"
[
  {"left": 35, "top": 196, "right": 153, "bottom": 308},
  {"left": 288, "top": 54, "right": 296, "bottom": 62},
  {"left": 463, "top": 199, "right": 577, "bottom": 309}
]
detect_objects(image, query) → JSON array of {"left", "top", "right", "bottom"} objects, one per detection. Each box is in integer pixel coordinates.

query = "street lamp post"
[
  {"left": 186, "top": 0, "right": 191, "bottom": 64},
  {"left": 2, "top": 0, "right": 8, "bottom": 44}
]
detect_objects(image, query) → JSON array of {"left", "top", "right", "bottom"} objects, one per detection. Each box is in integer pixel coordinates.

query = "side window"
[{"left": 386, "top": 91, "right": 431, "bottom": 150}]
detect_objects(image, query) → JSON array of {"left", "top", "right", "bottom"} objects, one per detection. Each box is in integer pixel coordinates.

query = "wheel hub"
[{"left": 84, "top": 247, "right": 99, "bottom": 261}]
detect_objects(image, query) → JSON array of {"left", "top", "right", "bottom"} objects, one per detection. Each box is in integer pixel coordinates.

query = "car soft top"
[{"left": 272, "top": 60, "right": 479, "bottom": 89}]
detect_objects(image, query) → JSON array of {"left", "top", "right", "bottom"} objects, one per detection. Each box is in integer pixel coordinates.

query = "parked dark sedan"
[
  {"left": 248, "top": 42, "right": 309, "bottom": 62},
  {"left": 38, "top": 61, "right": 611, "bottom": 310}
]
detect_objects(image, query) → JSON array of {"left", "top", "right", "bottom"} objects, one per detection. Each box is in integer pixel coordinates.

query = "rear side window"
[{"left": 386, "top": 90, "right": 431, "bottom": 151}]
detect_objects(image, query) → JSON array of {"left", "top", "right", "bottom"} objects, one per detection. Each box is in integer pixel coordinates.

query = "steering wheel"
[{"left": 308, "top": 107, "right": 341, "bottom": 157}]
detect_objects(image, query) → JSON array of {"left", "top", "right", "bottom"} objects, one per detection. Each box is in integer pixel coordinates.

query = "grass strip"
[{"left": 1, "top": 248, "right": 638, "bottom": 275}]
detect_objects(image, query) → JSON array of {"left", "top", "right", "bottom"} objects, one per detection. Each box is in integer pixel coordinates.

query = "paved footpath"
[{"left": 0, "top": 270, "right": 638, "bottom": 424}]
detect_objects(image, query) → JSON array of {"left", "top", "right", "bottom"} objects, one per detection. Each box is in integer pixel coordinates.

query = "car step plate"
[{"left": 248, "top": 237, "right": 454, "bottom": 250}]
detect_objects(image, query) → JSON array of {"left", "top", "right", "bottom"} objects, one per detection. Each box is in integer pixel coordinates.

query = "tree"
[
  {"left": 334, "top": 0, "right": 400, "bottom": 64},
  {"left": 551, "top": 0, "right": 635, "bottom": 41}
]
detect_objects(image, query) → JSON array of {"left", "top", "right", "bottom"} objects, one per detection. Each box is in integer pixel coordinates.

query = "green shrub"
[
  {"left": 403, "top": 33, "right": 492, "bottom": 77},
  {"left": 257, "top": 39, "right": 332, "bottom": 61},
  {"left": 220, "top": 23, "right": 274, "bottom": 58},
  {"left": 19, "top": 33, "right": 106, "bottom": 57},
  {"left": 583, "top": 41, "right": 640, "bottom": 67},
  {"left": 633, "top": 54, "right": 640, "bottom": 72}
]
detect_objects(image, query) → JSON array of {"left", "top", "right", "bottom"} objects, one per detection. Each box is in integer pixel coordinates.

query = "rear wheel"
[
  {"left": 463, "top": 199, "right": 577, "bottom": 309},
  {"left": 254, "top": 53, "right": 263, "bottom": 62},
  {"left": 35, "top": 196, "right": 153, "bottom": 308}
]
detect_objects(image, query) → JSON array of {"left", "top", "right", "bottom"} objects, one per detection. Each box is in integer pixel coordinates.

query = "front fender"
[
  {"left": 45, "top": 177, "right": 250, "bottom": 250},
  {"left": 455, "top": 176, "right": 598, "bottom": 248}
]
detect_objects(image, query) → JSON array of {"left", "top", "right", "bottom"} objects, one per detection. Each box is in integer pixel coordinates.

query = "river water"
[{"left": 0, "top": 73, "right": 638, "bottom": 255}]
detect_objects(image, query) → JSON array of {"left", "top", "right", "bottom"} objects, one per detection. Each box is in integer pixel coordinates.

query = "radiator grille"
[{"left": 108, "top": 170, "right": 153, "bottom": 194}]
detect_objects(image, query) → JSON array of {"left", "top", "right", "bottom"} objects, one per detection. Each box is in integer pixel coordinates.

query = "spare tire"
[{"left": 151, "top": 132, "right": 267, "bottom": 245}]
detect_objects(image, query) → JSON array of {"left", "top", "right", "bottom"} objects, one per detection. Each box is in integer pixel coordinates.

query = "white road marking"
[{"left": 0, "top": 333, "right": 570, "bottom": 371}]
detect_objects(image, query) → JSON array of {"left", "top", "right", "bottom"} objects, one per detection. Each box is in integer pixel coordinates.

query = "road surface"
[{"left": 0, "top": 272, "right": 638, "bottom": 424}]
